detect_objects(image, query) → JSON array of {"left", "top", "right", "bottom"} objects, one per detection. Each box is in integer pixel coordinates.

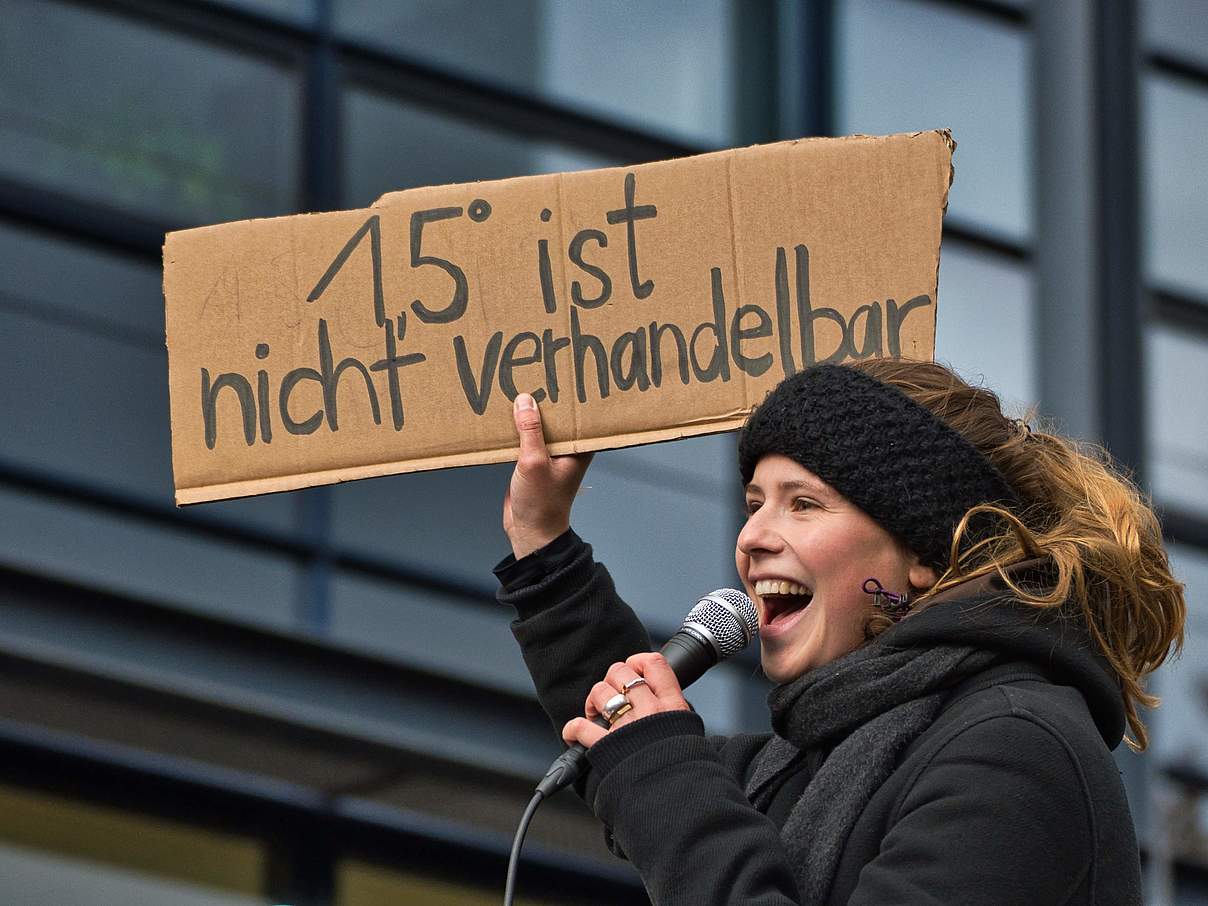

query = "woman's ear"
[{"left": 908, "top": 560, "right": 940, "bottom": 591}]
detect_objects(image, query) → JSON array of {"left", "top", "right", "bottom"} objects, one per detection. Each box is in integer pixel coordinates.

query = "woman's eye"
[
  {"left": 792, "top": 497, "right": 816, "bottom": 512},
  {"left": 744, "top": 500, "right": 761, "bottom": 515}
]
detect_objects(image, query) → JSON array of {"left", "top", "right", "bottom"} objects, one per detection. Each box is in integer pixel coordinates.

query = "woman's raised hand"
[{"left": 503, "top": 393, "right": 593, "bottom": 560}]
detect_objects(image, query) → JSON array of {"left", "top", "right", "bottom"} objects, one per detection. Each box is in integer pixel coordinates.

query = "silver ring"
[
  {"left": 621, "top": 677, "right": 649, "bottom": 693},
  {"left": 602, "top": 692, "right": 630, "bottom": 722},
  {"left": 606, "top": 702, "right": 633, "bottom": 725}
]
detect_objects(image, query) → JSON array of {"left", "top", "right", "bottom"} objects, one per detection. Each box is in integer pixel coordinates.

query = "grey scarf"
[{"left": 744, "top": 641, "right": 1001, "bottom": 905}]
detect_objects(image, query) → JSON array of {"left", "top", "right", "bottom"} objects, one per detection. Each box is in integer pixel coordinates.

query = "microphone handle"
[
  {"left": 660, "top": 627, "right": 717, "bottom": 689},
  {"left": 534, "top": 629, "right": 718, "bottom": 797}
]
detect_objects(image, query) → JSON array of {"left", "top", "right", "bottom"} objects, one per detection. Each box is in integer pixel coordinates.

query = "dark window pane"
[
  {"left": 0, "top": 227, "right": 294, "bottom": 532},
  {"left": 0, "top": 0, "right": 301, "bottom": 225},
  {"left": 329, "top": 464, "right": 512, "bottom": 593},
  {"left": 0, "top": 221, "right": 161, "bottom": 343},
  {"left": 329, "top": 570, "right": 531, "bottom": 694},
  {"left": 335, "top": 0, "right": 738, "bottom": 146},
  {"left": 1151, "top": 544, "right": 1208, "bottom": 779},
  {"left": 1143, "top": 76, "right": 1208, "bottom": 298},
  {"left": 329, "top": 448, "right": 737, "bottom": 633},
  {"left": 1146, "top": 325, "right": 1208, "bottom": 519},
  {"left": 1144, "top": 0, "right": 1208, "bottom": 67},
  {"left": 343, "top": 87, "right": 614, "bottom": 207},
  {"left": 935, "top": 242, "right": 1036, "bottom": 412},
  {"left": 838, "top": 0, "right": 1031, "bottom": 243},
  {"left": 0, "top": 488, "right": 300, "bottom": 631}
]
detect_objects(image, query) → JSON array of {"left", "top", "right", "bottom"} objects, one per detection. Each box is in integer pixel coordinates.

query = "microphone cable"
[
  {"left": 504, "top": 719, "right": 603, "bottom": 905},
  {"left": 504, "top": 790, "right": 544, "bottom": 906}
]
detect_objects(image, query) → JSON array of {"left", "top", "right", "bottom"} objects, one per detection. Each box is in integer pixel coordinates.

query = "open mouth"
[{"left": 754, "top": 580, "right": 813, "bottom": 628}]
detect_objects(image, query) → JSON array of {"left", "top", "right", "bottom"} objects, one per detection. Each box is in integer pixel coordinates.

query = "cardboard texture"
[{"left": 164, "top": 130, "right": 952, "bottom": 505}]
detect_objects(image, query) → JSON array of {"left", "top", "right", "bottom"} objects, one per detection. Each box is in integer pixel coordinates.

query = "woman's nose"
[{"left": 737, "top": 508, "right": 782, "bottom": 556}]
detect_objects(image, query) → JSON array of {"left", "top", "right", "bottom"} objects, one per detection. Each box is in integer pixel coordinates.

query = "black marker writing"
[{"left": 606, "top": 172, "right": 657, "bottom": 300}]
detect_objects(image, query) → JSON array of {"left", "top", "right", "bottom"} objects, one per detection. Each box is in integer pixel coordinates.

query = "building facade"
[{"left": 0, "top": 1, "right": 1205, "bottom": 903}]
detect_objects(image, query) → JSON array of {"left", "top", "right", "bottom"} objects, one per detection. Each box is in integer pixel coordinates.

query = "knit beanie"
[{"left": 737, "top": 364, "right": 1019, "bottom": 571}]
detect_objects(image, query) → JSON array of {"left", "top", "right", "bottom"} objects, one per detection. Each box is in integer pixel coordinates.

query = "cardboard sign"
[{"left": 164, "top": 130, "right": 952, "bottom": 505}]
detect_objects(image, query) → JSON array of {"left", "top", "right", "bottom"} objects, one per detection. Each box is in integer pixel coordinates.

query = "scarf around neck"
[{"left": 745, "top": 639, "right": 1001, "bottom": 905}]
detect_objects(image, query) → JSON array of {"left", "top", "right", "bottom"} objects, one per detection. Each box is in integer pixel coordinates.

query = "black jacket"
[{"left": 500, "top": 534, "right": 1143, "bottom": 905}]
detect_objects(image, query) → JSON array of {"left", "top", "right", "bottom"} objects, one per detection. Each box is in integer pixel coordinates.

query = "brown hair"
[{"left": 854, "top": 358, "right": 1185, "bottom": 753}]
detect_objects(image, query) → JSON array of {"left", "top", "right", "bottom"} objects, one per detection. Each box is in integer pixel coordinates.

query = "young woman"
[{"left": 495, "top": 359, "right": 1185, "bottom": 905}]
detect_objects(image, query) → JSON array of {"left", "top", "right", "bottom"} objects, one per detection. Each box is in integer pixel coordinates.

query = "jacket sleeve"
[
  {"left": 501, "top": 533, "right": 654, "bottom": 735},
  {"left": 585, "top": 712, "right": 802, "bottom": 905},
  {"left": 847, "top": 712, "right": 1095, "bottom": 906}
]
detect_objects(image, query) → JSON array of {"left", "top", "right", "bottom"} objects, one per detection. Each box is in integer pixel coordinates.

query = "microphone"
[{"left": 535, "top": 588, "right": 758, "bottom": 798}]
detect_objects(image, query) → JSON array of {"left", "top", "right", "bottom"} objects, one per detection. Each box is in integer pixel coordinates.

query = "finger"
[
  {"left": 626, "top": 652, "right": 683, "bottom": 698},
  {"left": 513, "top": 394, "right": 550, "bottom": 468},
  {"left": 563, "top": 717, "right": 607, "bottom": 749},
  {"left": 584, "top": 680, "right": 618, "bottom": 720},
  {"left": 604, "top": 661, "right": 656, "bottom": 703}
]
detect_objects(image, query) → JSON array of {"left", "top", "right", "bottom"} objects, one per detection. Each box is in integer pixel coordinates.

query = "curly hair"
[{"left": 853, "top": 358, "right": 1186, "bottom": 753}]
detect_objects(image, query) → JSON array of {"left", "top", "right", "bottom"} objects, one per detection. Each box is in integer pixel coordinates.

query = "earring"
[{"left": 862, "top": 577, "right": 912, "bottom": 619}]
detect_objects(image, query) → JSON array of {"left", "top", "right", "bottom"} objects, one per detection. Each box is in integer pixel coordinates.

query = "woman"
[{"left": 495, "top": 360, "right": 1185, "bottom": 905}]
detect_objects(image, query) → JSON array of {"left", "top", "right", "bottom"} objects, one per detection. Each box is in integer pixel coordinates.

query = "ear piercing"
[{"left": 862, "top": 577, "right": 912, "bottom": 618}]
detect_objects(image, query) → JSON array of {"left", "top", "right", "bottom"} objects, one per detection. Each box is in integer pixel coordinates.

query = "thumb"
[{"left": 513, "top": 393, "right": 549, "bottom": 464}]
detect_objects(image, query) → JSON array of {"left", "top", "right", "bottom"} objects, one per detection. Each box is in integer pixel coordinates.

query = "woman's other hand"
[
  {"left": 562, "top": 653, "right": 691, "bottom": 749},
  {"left": 503, "top": 392, "right": 593, "bottom": 560}
]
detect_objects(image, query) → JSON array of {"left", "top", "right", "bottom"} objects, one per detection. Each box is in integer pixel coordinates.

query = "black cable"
[{"left": 504, "top": 790, "right": 544, "bottom": 906}]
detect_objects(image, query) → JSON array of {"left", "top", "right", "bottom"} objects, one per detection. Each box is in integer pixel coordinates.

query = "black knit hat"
[{"left": 737, "top": 364, "right": 1019, "bottom": 570}]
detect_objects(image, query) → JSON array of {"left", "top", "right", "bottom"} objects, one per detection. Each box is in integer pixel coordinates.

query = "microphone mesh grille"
[{"left": 684, "top": 589, "right": 758, "bottom": 660}]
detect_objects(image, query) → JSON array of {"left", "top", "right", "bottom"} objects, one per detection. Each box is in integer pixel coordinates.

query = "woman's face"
[{"left": 735, "top": 454, "right": 937, "bottom": 683}]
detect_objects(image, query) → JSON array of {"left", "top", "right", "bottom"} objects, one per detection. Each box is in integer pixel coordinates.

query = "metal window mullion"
[
  {"left": 1094, "top": 0, "right": 1144, "bottom": 482},
  {"left": 292, "top": 0, "right": 340, "bottom": 638}
]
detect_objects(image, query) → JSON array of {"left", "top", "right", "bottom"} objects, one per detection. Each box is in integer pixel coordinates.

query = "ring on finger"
[
  {"left": 602, "top": 692, "right": 630, "bottom": 722},
  {"left": 606, "top": 702, "right": 633, "bottom": 725},
  {"left": 621, "top": 677, "right": 649, "bottom": 694}
]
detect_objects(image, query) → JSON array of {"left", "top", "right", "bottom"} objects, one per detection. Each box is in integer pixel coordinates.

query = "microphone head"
[{"left": 682, "top": 589, "right": 758, "bottom": 661}]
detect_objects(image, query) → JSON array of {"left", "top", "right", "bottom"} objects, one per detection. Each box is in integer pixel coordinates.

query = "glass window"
[
  {"left": 935, "top": 241, "right": 1036, "bottom": 414},
  {"left": 330, "top": 465, "right": 512, "bottom": 592},
  {"left": 0, "top": 785, "right": 265, "bottom": 906},
  {"left": 0, "top": 488, "right": 300, "bottom": 630},
  {"left": 0, "top": 234, "right": 295, "bottom": 533},
  {"left": 1143, "top": 75, "right": 1208, "bottom": 298},
  {"left": 1145, "top": 325, "right": 1208, "bottom": 519},
  {"left": 332, "top": 455, "right": 735, "bottom": 633},
  {"left": 1151, "top": 544, "right": 1208, "bottom": 778},
  {"left": 343, "top": 88, "right": 615, "bottom": 207},
  {"left": 598, "top": 433, "right": 736, "bottom": 494},
  {"left": 0, "top": 222, "right": 161, "bottom": 343},
  {"left": 570, "top": 464, "right": 739, "bottom": 629},
  {"left": 837, "top": 0, "right": 1031, "bottom": 243},
  {"left": 329, "top": 567, "right": 534, "bottom": 696},
  {"left": 0, "top": 0, "right": 300, "bottom": 226},
  {"left": 335, "top": 0, "right": 738, "bottom": 147},
  {"left": 535, "top": 0, "right": 736, "bottom": 145},
  {"left": 0, "top": 275, "right": 176, "bottom": 502},
  {"left": 1144, "top": 0, "right": 1208, "bottom": 67}
]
